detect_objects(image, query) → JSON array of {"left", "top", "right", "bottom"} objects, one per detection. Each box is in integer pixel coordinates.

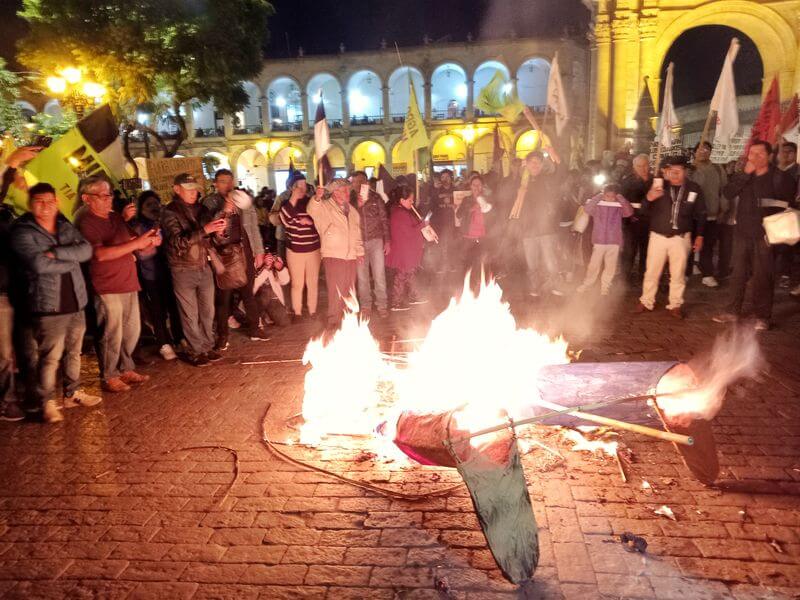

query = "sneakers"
[
  {"left": 159, "top": 344, "right": 177, "bottom": 361},
  {"left": 204, "top": 350, "right": 223, "bottom": 362},
  {"left": 712, "top": 312, "right": 737, "bottom": 324},
  {"left": 701, "top": 276, "right": 719, "bottom": 288},
  {"left": 43, "top": 400, "right": 64, "bottom": 424},
  {"left": 0, "top": 401, "right": 25, "bottom": 422},
  {"left": 213, "top": 338, "right": 229, "bottom": 352},
  {"left": 121, "top": 371, "right": 150, "bottom": 385},
  {"left": 63, "top": 389, "right": 103, "bottom": 409},
  {"left": 633, "top": 302, "right": 652, "bottom": 313},
  {"left": 185, "top": 353, "right": 211, "bottom": 367},
  {"left": 102, "top": 377, "right": 131, "bottom": 393},
  {"left": 408, "top": 297, "right": 428, "bottom": 305},
  {"left": 228, "top": 315, "right": 241, "bottom": 329},
  {"left": 753, "top": 319, "right": 770, "bottom": 331},
  {"left": 249, "top": 328, "right": 271, "bottom": 342}
]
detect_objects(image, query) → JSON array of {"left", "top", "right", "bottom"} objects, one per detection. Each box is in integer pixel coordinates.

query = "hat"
[
  {"left": 663, "top": 155, "right": 689, "bottom": 168},
  {"left": 174, "top": 173, "right": 200, "bottom": 190},
  {"left": 287, "top": 171, "right": 306, "bottom": 188}
]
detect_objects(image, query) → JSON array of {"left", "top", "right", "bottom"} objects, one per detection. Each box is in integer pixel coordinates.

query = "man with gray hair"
[
  {"left": 308, "top": 178, "right": 364, "bottom": 326},
  {"left": 79, "top": 175, "right": 156, "bottom": 392},
  {"left": 620, "top": 154, "right": 652, "bottom": 282}
]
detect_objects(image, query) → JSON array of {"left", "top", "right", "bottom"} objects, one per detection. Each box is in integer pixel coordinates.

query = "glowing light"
[
  {"left": 314, "top": 89, "right": 323, "bottom": 104},
  {"left": 255, "top": 141, "right": 269, "bottom": 155},
  {"left": 593, "top": 173, "right": 607, "bottom": 187},
  {"left": 503, "top": 82, "right": 513, "bottom": 94},
  {"left": 67, "top": 156, "right": 81, "bottom": 168},
  {"left": 60, "top": 67, "right": 82, "bottom": 84},
  {"left": 275, "top": 96, "right": 286, "bottom": 108},
  {"left": 455, "top": 83, "right": 468, "bottom": 99},
  {"left": 293, "top": 149, "right": 302, "bottom": 158},
  {"left": 82, "top": 82, "right": 106, "bottom": 98},
  {"left": 349, "top": 91, "right": 367, "bottom": 114},
  {"left": 444, "top": 136, "right": 455, "bottom": 149},
  {"left": 46, "top": 77, "right": 66, "bottom": 94},
  {"left": 461, "top": 126, "right": 476, "bottom": 144}
]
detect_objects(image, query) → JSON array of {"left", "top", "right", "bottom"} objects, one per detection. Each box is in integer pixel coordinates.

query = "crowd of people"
[{"left": 0, "top": 137, "right": 798, "bottom": 424}]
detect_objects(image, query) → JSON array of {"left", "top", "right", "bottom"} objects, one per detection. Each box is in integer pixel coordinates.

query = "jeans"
[
  {"left": 717, "top": 224, "right": 735, "bottom": 279},
  {"left": 95, "top": 292, "right": 140, "bottom": 380},
  {"left": 522, "top": 234, "right": 559, "bottom": 293},
  {"left": 172, "top": 268, "right": 215, "bottom": 356},
  {"left": 622, "top": 218, "right": 649, "bottom": 277},
  {"left": 32, "top": 311, "right": 86, "bottom": 409},
  {"left": 640, "top": 232, "right": 691, "bottom": 310},
  {"left": 323, "top": 257, "right": 357, "bottom": 323},
  {"left": 726, "top": 235, "right": 775, "bottom": 320},
  {"left": 698, "top": 220, "right": 719, "bottom": 278},
  {"left": 215, "top": 248, "right": 261, "bottom": 341},
  {"left": 0, "top": 295, "right": 13, "bottom": 406},
  {"left": 356, "top": 238, "right": 388, "bottom": 310}
]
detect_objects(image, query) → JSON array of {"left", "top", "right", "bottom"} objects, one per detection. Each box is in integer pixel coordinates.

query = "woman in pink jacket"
[{"left": 386, "top": 184, "right": 428, "bottom": 311}]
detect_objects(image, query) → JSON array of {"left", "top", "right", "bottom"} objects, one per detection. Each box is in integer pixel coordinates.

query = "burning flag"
[{"left": 744, "top": 76, "right": 782, "bottom": 154}]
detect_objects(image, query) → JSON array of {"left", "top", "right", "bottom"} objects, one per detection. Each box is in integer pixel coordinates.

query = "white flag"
[
  {"left": 313, "top": 95, "right": 331, "bottom": 161},
  {"left": 709, "top": 38, "right": 740, "bottom": 145},
  {"left": 658, "top": 62, "right": 679, "bottom": 148},
  {"left": 546, "top": 52, "right": 570, "bottom": 136}
]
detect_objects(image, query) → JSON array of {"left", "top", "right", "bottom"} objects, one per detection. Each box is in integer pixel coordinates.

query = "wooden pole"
[{"left": 698, "top": 110, "right": 717, "bottom": 151}]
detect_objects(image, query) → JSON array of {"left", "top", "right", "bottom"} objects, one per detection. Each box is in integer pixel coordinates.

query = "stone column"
[
  {"left": 301, "top": 92, "right": 310, "bottom": 132},
  {"left": 341, "top": 89, "right": 351, "bottom": 129},
  {"left": 466, "top": 79, "right": 475, "bottom": 120},
  {"left": 260, "top": 96, "right": 270, "bottom": 134},
  {"left": 382, "top": 85, "right": 391, "bottom": 125},
  {"left": 591, "top": 18, "right": 612, "bottom": 156},
  {"left": 424, "top": 81, "right": 432, "bottom": 121},
  {"left": 223, "top": 114, "right": 234, "bottom": 139}
]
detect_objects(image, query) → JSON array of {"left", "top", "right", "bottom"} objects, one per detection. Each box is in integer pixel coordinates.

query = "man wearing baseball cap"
[{"left": 161, "top": 173, "right": 226, "bottom": 366}]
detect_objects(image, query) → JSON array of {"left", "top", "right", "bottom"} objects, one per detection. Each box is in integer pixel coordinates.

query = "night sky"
[{"left": 0, "top": 0, "right": 764, "bottom": 107}]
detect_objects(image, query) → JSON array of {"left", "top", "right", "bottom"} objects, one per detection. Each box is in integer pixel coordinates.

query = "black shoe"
[
  {"left": 0, "top": 401, "right": 25, "bottom": 422},
  {"left": 204, "top": 350, "right": 223, "bottom": 362},
  {"left": 249, "top": 328, "right": 271, "bottom": 341},
  {"left": 185, "top": 354, "right": 211, "bottom": 367}
]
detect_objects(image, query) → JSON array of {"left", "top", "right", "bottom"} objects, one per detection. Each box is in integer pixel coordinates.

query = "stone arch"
[
  {"left": 350, "top": 139, "right": 386, "bottom": 176},
  {"left": 650, "top": 1, "right": 797, "bottom": 105}
]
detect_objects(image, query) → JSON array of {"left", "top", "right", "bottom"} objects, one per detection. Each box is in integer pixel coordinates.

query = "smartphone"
[{"left": 31, "top": 135, "right": 53, "bottom": 148}]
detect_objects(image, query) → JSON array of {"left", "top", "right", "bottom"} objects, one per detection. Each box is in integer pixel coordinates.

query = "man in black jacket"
[
  {"left": 636, "top": 155, "right": 706, "bottom": 318},
  {"left": 621, "top": 154, "right": 652, "bottom": 281},
  {"left": 161, "top": 174, "right": 226, "bottom": 366},
  {"left": 713, "top": 140, "right": 797, "bottom": 330}
]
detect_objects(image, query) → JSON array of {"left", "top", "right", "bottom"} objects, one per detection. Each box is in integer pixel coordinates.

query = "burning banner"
[{"left": 295, "top": 280, "right": 762, "bottom": 586}]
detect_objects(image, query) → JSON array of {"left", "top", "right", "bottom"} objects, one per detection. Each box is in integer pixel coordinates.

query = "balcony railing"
[
  {"left": 194, "top": 127, "right": 225, "bottom": 138},
  {"left": 349, "top": 115, "right": 383, "bottom": 126},
  {"left": 233, "top": 124, "right": 263, "bottom": 135},
  {"left": 271, "top": 119, "right": 303, "bottom": 132},
  {"left": 432, "top": 108, "right": 467, "bottom": 120}
]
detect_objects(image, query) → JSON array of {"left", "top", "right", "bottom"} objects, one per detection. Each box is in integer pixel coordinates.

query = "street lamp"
[{"left": 45, "top": 67, "right": 106, "bottom": 118}]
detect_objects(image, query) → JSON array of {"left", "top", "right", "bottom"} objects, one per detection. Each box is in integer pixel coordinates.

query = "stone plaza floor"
[{"left": 0, "top": 277, "right": 799, "bottom": 599}]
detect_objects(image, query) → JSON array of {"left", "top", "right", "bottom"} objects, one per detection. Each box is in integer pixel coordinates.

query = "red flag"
[
  {"left": 744, "top": 77, "right": 781, "bottom": 156},
  {"left": 779, "top": 94, "right": 798, "bottom": 139}
]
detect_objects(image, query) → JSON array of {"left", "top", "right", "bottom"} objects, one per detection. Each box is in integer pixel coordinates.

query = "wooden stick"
[
  {"left": 535, "top": 399, "right": 693, "bottom": 446},
  {"left": 615, "top": 452, "right": 628, "bottom": 483},
  {"left": 698, "top": 110, "right": 716, "bottom": 150},
  {"left": 449, "top": 392, "right": 694, "bottom": 446}
]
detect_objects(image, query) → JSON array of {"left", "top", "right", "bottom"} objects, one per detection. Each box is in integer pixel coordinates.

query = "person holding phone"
[{"left": 162, "top": 173, "right": 226, "bottom": 366}]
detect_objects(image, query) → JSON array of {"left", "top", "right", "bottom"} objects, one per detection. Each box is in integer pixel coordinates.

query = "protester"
[
  {"left": 308, "top": 178, "right": 364, "bottom": 325},
  {"left": 132, "top": 191, "right": 183, "bottom": 360},
  {"left": 351, "top": 170, "right": 390, "bottom": 317},
  {"left": 620, "top": 154, "right": 652, "bottom": 282},
  {"left": 775, "top": 142, "right": 799, "bottom": 289},
  {"left": 280, "top": 172, "right": 321, "bottom": 321},
  {"left": 0, "top": 200, "right": 22, "bottom": 421},
  {"left": 689, "top": 142, "right": 728, "bottom": 287},
  {"left": 79, "top": 176, "right": 154, "bottom": 392},
  {"left": 577, "top": 183, "right": 634, "bottom": 295},
  {"left": 455, "top": 174, "right": 495, "bottom": 285},
  {"left": 713, "top": 141, "right": 796, "bottom": 330},
  {"left": 429, "top": 168, "right": 456, "bottom": 273},
  {"left": 162, "top": 173, "right": 226, "bottom": 366},
  {"left": 10, "top": 183, "right": 101, "bottom": 423},
  {"left": 515, "top": 151, "right": 564, "bottom": 297},
  {"left": 386, "top": 184, "right": 427, "bottom": 310},
  {"left": 636, "top": 155, "right": 706, "bottom": 318},
  {"left": 203, "top": 170, "right": 270, "bottom": 349}
]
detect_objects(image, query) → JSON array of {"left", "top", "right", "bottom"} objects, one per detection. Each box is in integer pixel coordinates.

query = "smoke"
[{"left": 657, "top": 327, "right": 764, "bottom": 425}]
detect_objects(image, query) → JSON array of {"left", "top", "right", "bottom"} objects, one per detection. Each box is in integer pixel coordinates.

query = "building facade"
[{"left": 131, "top": 37, "right": 589, "bottom": 191}]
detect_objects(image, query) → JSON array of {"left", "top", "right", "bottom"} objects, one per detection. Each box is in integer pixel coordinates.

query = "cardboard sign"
[{"left": 145, "top": 157, "right": 206, "bottom": 203}]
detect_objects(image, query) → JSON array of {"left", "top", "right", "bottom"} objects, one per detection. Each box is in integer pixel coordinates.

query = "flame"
[
  {"left": 656, "top": 327, "right": 763, "bottom": 427},
  {"left": 299, "top": 278, "right": 569, "bottom": 454},
  {"left": 560, "top": 427, "right": 618, "bottom": 457}
]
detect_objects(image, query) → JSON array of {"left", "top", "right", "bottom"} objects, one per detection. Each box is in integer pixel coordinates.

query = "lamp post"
[{"left": 45, "top": 67, "right": 106, "bottom": 119}]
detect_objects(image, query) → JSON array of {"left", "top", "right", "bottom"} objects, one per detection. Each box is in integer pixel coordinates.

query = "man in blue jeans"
[
  {"left": 10, "top": 183, "right": 102, "bottom": 423},
  {"left": 350, "top": 171, "right": 390, "bottom": 317}
]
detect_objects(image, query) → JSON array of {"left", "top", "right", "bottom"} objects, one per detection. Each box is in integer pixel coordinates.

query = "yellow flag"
[{"left": 396, "top": 77, "right": 429, "bottom": 174}]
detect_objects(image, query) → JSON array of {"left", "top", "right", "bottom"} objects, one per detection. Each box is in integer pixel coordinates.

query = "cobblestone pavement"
[{"left": 1, "top": 276, "right": 799, "bottom": 599}]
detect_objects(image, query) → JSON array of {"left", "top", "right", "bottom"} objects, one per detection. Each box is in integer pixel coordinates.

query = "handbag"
[
  {"left": 571, "top": 205, "right": 590, "bottom": 233},
  {"left": 210, "top": 243, "right": 248, "bottom": 290}
]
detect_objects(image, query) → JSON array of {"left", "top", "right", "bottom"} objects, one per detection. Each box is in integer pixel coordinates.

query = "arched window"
[
  {"left": 192, "top": 100, "right": 223, "bottom": 138},
  {"left": 201, "top": 151, "right": 230, "bottom": 179},
  {"left": 43, "top": 99, "right": 62, "bottom": 118},
  {"left": 234, "top": 82, "right": 263, "bottom": 134},
  {"left": 473, "top": 61, "right": 510, "bottom": 117},
  {"left": 388, "top": 67, "right": 425, "bottom": 122},
  {"left": 236, "top": 148, "right": 268, "bottom": 192},
  {"left": 347, "top": 70, "right": 383, "bottom": 126},
  {"left": 273, "top": 145, "right": 306, "bottom": 192},
  {"left": 517, "top": 58, "right": 550, "bottom": 110},
  {"left": 431, "top": 63, "right": 467, "bottom": 120},
  {"left": 267, "top": 77, "right": 303, "bottom": 132},
  {"left": 351, "top": 141, "right": 386, "bottom": 177},
  {"left": 431, "top": 134, "right": 467, "bottom": 176},
  {"left": 307, "top": 73, "right": 343, "bottom": 128}
]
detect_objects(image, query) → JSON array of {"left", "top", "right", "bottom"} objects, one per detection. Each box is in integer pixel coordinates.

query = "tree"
[
  {"left": 18, "top": 0, "right": 274, "bottom": 157},
  {"left": 0, "top": 58, "right": 25, "bottom": 140}
]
